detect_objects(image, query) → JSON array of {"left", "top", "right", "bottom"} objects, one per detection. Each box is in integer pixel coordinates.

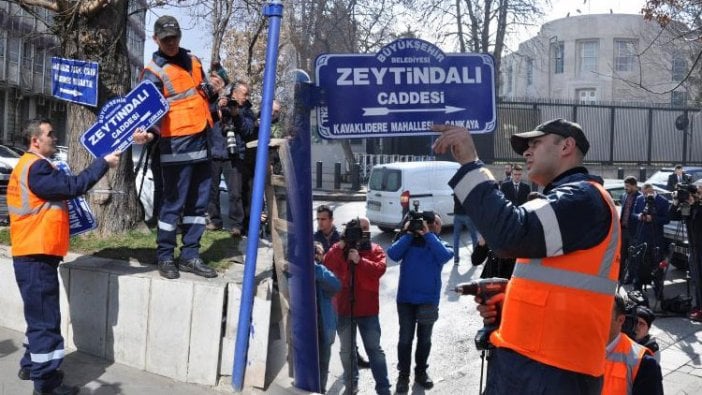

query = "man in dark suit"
[
  {"left": 500, "top": 164, "right": 530, "bottom": 205},
  {"left": 619, "top": 176, "right": 641, "bottom": 283},
  {"left": 631, "top": 183, "right": 670, "bottom": 291},
  {"left": 666, "top": 165, "right": 691, "bottom": 191}
]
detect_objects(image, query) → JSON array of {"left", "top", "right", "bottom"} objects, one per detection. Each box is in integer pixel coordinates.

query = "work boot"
[
  {"left": 395, "top": 375, "right": 410, "bottom": 394},
  {"left": 18, "top": 368, "right": 64, "bottom": 381},
  {"left": 230, "top": 228, "right": 242, "bottom": 238},
  {"left": 32, "top": 384, "right": 79, "bottom": 395},
  {"left": 178, "top": 257, "right": 218, "bottom": 278},
  {"left": 157, "top": 260, "right": 179, "bottom": 279},
  {"left": 415, "top": 371, "right": 434, "bottom": 389},
  {"left": 206, "top": 223, "right": 222, "bottom": 231}
]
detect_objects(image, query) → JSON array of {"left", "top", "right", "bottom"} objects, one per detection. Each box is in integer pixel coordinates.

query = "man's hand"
[
  {"left": 475, "top": 292, "right": 505, "bottom": 325},
  {"left": 431, "top": 124, "right": 479, "bottom": 164},
  {"left": 347, "top": 249, "right": 360, "bottom": 264},
  {"left": 103, "top": 151, "right": 121, "bottom": 168},
  {"left": 133, "top": 128, "right": 153, "bottom": 145}
]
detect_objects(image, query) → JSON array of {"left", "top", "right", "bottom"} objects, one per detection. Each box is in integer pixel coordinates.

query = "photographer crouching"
[
  {"left": 630, "top": 184, "right": 670, "bottom": 291},
  {"left": 387, "top": 211, "right": 453, "bottom": 394},
  {"left": 323, "top": 218, "right": 391, "bottom": 395},
  {"left": 669, "top": 183, "right": 702, "bottom": 322}
]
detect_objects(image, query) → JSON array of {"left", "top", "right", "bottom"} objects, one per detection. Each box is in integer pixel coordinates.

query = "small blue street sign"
[
  {"left": 55, "top": 161, "right": 97, "bottom": 236},
  {"left": 315, "top": 38, "right": 496, "bottom": 139},
  {"left": 80, "top": 80, "right": 169, "bottom": 158},
  {"left": 51, "top": 57, "right": 99, "bottom": 107}
]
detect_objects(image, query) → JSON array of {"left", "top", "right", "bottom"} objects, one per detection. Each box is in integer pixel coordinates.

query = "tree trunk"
[{"left": 57, "top": 0, "right": 143, "bottom": 236}]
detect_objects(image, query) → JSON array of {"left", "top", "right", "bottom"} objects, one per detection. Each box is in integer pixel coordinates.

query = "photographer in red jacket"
[{"left": 324, "top": 218, "right": 390, "bottom": 395}]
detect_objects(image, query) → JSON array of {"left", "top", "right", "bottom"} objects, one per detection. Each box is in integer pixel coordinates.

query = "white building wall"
[{"left": 502, "top": 14, "right": 698, "bottom": 106}]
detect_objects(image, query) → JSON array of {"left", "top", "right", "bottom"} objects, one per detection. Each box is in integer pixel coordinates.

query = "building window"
[
  {"left": 576, "top": 88, "right": 597, "bottom": 104},
  {"left": 671, "top": 91, "right": 687, "bottom": 106},
  {"left": 577, "top": 40, "right": 599, "bottom": 76},
  {"left": 672, "top": 51, "right": 687, "bottom": 82},
  {"left": 614, "top": 40, "right": 636, "bottom": 72},
  {"left": 553, "top": 42, "right": 564, "bottom": 74},
  {"left": 22, "top": 41, "right": 32, "bottom": 68},
  {"left": 526, "top": 57, "right": 533, "bottom": 86},
  {"left": 34, "top": 48, "right": 44, "bottom": 74},
  {"left": 506, "top": 64, "right": 513, "bottom": 94},
  {"left": 0, "top": 31, "right": 5, "bottom": 59}
]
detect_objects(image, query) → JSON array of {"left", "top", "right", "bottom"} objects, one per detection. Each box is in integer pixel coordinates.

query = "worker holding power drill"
[{"left": 434, "top": 119, "right": 620, "bottom": 394}]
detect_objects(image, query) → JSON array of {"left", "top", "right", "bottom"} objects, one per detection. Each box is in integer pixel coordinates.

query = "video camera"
[
  {"left": 642, "top": 194, "right": 656, "bottom": 216},
  {"left": 674, "top": 183, "right": 698, "bottom": 217},
  {"left": 406, "top": 201, "right": 435, "bottom": 235},
  {"left": 343, "top": 219, "right": 371, "bottom": 257}
]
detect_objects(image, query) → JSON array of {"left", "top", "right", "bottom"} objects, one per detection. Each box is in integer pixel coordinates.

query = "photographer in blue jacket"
[{"left": 387, "top": 212, "right": 453, "bottom": 394}]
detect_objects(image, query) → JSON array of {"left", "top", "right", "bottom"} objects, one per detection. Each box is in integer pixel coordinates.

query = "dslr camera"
[
  {"left": 343, "top": 219, "right": 371, "bottom": 258},
  {"left": 674, "top": 183, "right": 698, "bottom": 217},
  {"left": 642, "top": 194, "right": 656, "bottom": 216}
]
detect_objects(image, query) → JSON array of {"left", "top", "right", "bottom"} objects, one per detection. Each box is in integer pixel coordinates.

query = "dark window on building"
[
  {"left": 671, "top": 91, "right": 687, "bottom": 106},
  {"left": 554, "top": 42, "right": 564, "bottom": 74},
  {"left": 614, "top": 40, "right": 636, "bottom": 72},
  {"left": 672, "top": 52, "right": 687, "bottom": 82},
  {"left": 526, "top": 57, "right": 534, "bottom": 86}
]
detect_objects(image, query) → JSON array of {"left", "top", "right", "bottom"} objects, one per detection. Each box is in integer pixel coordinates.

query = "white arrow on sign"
[
  {"left": 59, "top": 87, "right": 82, "bottom": 97},
  {"left": 362, "top": 105, "right": 465, "bottom": 116}
]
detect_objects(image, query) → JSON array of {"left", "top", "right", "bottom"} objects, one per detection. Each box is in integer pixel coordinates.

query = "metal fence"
[
  {"left": 494, "top": 99, "right": 702, "bottom": 165},
  {"left": 353, "top": 153, "right": 435, "bottom": 182}
]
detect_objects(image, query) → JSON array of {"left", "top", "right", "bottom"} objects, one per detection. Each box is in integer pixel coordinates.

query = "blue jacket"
[
  {"left": 388, "top": 233, "right": 453, "bottom": 305},
  {"left": 632, "top": 194, "right": 670, "bottom": 253},
  {"left": 315, "top": 262, "right": 341, "bottom": 346},
  {"left": 450, "top": 164, "right": 612, "bottom": 259}
]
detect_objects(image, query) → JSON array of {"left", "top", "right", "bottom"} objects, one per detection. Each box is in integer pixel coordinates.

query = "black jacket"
[{"left": 500, "top": 181, "right": 531, "bottom": 206}]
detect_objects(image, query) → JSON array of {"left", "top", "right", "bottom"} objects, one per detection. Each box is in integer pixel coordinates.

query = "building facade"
[
  {"left": 501, "top": 14, "right": 699, "bottom": 106},
  {"left": 0, "top": 1, "right": 145, "bottom": 145}
]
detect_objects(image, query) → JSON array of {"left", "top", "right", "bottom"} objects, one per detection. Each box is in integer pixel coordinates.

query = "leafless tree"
[{"left": 17, "top": 0, "right": 143, "bottom": 236}]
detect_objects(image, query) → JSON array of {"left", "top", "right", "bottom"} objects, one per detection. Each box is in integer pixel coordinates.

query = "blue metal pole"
[
  {"left": 287, "top": 71, "right": 320, "bottom": 392},
  {"left": 232, "top": 0, "right": 283, "bottom": 391}
]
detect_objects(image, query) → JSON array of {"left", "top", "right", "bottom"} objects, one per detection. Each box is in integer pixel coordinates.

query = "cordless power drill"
[{"left": 455, "top": 278, "right": 509, "bottom": 350}]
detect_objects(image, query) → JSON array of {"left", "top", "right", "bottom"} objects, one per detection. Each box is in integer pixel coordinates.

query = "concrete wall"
[{"left": 0, "top": 251, "right": 226, "bottom": 386}]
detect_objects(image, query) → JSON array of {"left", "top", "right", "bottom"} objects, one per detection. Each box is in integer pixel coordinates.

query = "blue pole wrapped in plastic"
[
  {"left": 287, "top": 70, "right": 320, "bottom": 391},
  {"left": 232, "top": 0, "right": 283, "bottom": 391}
]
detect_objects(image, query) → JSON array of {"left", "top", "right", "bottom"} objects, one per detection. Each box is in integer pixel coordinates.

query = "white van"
[{"left": 366, "top": 161, "right": 460, "bottom": 232}]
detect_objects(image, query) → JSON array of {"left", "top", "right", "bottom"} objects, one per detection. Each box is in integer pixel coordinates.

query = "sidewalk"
[{"left": 0, "top": 326, "right": 225, "bottom": 395}]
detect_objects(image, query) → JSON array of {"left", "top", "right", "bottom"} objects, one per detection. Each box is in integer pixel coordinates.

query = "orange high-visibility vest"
[
  {"left": 145, "top": 55, "right": 213, "bottom": 137},
  {"left": 7, "top": 153, "right": 69, "bottom": 256},
  {"left": 602, "top": 334, "right": 651, "bottom": 395},
  {"left": 490, "top": 181, "right": 620, "bottom": 377}
]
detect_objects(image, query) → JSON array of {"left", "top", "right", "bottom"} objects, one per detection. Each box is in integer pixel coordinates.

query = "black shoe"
[
  {"left": 178, "top": 257, "right": 218, "bottom": 278},
  {"left": 415, "top": 372, "right": 434, "bottom": 389},
  {"left": 158, "top": 260, "right": 179, "bottom": 279},
  {"left": 21, "top": 368, "right": 63, "bottom": 381},
  {"left": 33, "top": 384, "right": 79, "bottom": 395},
  {"left": 357, "top": 353, "right": 370, "bottom": 369},
  {"left": 395, "top": 375, "right": 410, "bottom": 394}
]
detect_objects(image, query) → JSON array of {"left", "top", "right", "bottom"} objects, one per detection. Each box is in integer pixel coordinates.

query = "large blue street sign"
[
  {"left": 80, "top": 80, "right": 169, "bottom": 158},
  {"left": 55, "top": 161, "right": 98, "bottom": 236},
  {"left": 51, "top": 57, "right": 99, "bottom": 107},
  {"left": 315, "top": 38, "right": 496, "bottom": 139}
]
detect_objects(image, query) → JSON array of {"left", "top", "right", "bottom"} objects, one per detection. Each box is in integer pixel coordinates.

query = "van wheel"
[
  {"left": 378, "top": 226, "right": 395, "bottom": 233},
  {"left": 670, "top": 252, "right": 689, "bottom": 271}
]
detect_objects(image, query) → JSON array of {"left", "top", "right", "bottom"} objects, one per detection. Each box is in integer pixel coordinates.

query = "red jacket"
[{"left": 323, "top": 241, "right": 386, "bottom": 317}]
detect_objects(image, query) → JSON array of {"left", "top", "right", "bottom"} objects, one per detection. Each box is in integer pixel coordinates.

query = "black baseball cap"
[
  {"left": 510, "top": 118, "right": 590, "bottom": 156},
  {"left": 154, "top": 15, "right": 181, "bottom": 39}
]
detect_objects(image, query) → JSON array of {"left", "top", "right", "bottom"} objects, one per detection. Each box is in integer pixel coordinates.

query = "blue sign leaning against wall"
[{"left": 315, "top": 38, "right": 496, "bottom": 139}]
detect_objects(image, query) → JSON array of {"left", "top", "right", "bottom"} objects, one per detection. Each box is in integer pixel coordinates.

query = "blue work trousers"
[
  {"left": 14, "top": 257, "right": 65, "bottom": 393},
  {"left": 485, "top": 348, "right": 602, "bottom": 394},
  {"left": 396, "top": 302, "right": 436, "bottom": 377},
  {"left": 157, "top": 160, "right": 212, "bottom": 262},
  {"left": 337, "top": 315, "right": 391, "bottom": 395}
]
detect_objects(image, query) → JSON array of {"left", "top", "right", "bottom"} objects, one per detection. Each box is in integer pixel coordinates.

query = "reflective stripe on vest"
[
  {"left": 490, "top": 180, "right": 621, "bottom": 377},
  {"left": 145, "top": 55, "right": 213, "bottom": 138},
  {"left": 8, "top": 154, "right": 69, "bottom": 256},
  {"left": 603, "top": 335, "right": 650, "bottom": 395}
]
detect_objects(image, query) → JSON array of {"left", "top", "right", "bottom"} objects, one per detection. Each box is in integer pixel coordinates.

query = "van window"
[{"left": 369, "top": 168, "right": 401, "bottom": 192}]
